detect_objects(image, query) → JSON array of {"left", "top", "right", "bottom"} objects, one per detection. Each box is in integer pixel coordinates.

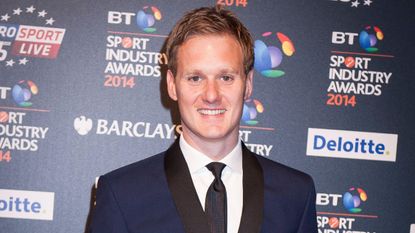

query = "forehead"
[{"left": 176, "top": 34, "right": 244, "bottom": 73}]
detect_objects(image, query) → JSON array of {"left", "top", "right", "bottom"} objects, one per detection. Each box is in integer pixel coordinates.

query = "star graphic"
[
  {"left": 13, "top": 8, "right": 22, "bottom": 15},
  {"left": 26, "top": 5, "right": 36, "bottom": 13},
  {"left": 351, "top": 0, "right": 360, "bottom": 7},
  {"left": 45, "top": 17, "right": 55, "bottom": 25},
  {"left": 38, "top": 10, "right": 47, "bottom": 17},
  {"left": 364, "top": 0, "right": 373, "bottom": 6},
  {"left": 6, "top": 59, "right": 15, "bottom": 67},
  {"left": 1, "top": 14, "right": 10, "bottom": 22},
  {"left": 19, "top": 58, "right": 29, "bottom": 65}
]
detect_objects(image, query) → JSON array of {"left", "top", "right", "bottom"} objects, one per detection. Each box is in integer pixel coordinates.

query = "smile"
[{"left": 197, "top": 109, "right": 226, "bottom": 115}]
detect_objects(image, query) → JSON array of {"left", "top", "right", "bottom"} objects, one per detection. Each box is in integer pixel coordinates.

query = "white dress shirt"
[{"left": 180, "top": 136, "right": 243, "bottom": 233}]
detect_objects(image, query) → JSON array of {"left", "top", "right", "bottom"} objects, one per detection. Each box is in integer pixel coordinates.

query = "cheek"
[
  {"left": 177, "top": 89, "right": 199, "bottom": 105},
  {"left": 226, "top": 87, "right": 245, "bottom": 102},
  {"left": 224, "top": 94, "right": 244, "bottom": 111}
]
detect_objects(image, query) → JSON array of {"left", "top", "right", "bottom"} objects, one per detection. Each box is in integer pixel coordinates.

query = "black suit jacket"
[{"left": 89, "top": 141, "right": 317, "bottom": 233}]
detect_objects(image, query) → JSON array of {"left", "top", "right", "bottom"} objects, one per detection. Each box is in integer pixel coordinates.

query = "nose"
[{"left": 202, "top": 79, "right": 221, "bottom": 104}]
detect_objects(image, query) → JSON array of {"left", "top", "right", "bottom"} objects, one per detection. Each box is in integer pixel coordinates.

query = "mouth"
[{"left": 197, "top": 109, "right": 226, "bottom": 116}]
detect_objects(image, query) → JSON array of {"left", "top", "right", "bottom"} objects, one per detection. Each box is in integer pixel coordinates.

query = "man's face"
[{"left": 167, "top": 34, "right": 253, "bottom": 144}]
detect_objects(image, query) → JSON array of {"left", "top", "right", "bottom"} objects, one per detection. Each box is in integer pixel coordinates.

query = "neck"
[{"left": 182, "top": 131, "right": 239, "bottom": 161}]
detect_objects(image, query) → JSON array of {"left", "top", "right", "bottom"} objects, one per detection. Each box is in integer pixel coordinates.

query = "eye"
[
  {"left": 220, "top": 75, "right": 234, "bottom": 82},
  {"left": 187, "top": 76, "right": 202, "bottom": 82}
]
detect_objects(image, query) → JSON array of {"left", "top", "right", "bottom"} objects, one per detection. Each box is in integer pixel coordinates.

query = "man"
[{"left": 89, "top": 6, "right": 317, "bottom": 233}]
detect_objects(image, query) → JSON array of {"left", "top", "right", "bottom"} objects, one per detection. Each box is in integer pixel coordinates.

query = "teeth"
[{"left": 198, "top": 109, "right": 226, "bottom": 115}]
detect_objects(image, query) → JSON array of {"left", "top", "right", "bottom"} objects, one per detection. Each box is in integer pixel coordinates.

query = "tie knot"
[{"left": 206, "top": 162, "right": 226, "bottom": 179}]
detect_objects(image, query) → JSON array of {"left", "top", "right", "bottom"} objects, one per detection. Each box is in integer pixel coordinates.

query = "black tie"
[{"left": 205, "top": 162, "right": 227, "bottom": 233}]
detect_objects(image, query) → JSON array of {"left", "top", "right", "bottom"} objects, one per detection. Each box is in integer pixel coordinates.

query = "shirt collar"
[{"left": 180, "top": 136, "right": 243, "bottom": 175}]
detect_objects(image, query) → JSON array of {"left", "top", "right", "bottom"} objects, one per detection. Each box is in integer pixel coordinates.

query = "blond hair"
[{"left": 165, "top": 6, "right": 254, "bottom": 75}]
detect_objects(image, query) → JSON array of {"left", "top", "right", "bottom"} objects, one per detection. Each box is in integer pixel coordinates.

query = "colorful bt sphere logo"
[
  {"left": 343, "top": 187, "right": 368, "bottom": 213},
  {"left": 136, "top": 6, "right": 162, "bottom": 33},
  {"left": 241, "top": 99, "right": 264, "bottom": 125},
  {"left": 359, "top": 26, "right": 384, "bottom": 53},
  {"left": 12, "top": 80, "right": 39, "bottom": 107},
  {"left": 254, "top": 32, "right": 295, "bottom": 78}
]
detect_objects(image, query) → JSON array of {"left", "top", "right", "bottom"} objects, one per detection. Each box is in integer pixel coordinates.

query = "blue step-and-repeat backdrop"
[{"left": 0, "top": 0, "right": 414, "bottom": 232}]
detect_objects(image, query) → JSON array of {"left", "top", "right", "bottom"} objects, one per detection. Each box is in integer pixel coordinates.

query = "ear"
[
  {"left": 244, "top": 70, "right": 254, "bottom": 100},
  {"left": 166, "top": 70, "right": 178, "bottom": 101}
]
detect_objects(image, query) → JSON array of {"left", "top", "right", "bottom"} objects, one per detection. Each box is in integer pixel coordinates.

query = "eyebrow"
[
  {"left": 218, "top": 68, "right": 240, "bottom": 74},
  {"left": 182, "top": 68, "right": 241, "bottom": 76}
]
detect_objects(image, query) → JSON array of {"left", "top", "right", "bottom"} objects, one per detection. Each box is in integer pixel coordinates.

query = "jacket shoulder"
[
  {"left": 102, "top": 151, "right": 166, "bottom": 187},
  {"left": 255, "top": 154, "right": 315, "bottom": 191}
]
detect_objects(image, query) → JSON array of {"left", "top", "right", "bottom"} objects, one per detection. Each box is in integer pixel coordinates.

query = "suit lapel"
[
  {"left": 164, "top": 140, "right": 264, "bottom": 233},
  {"left": 164, "top": 140, "right": 210, "bottom": 233},
  {"left": 238, "top": 143, "right": 264, "bottom": 233}
]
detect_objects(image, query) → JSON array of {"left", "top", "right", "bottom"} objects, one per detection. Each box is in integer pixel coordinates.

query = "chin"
[
  {"left": 199, "top": 127, "right": 238, "bottom": 141},
  {"left": 199, "top": 130, "right": 226, "bottom": 140}
]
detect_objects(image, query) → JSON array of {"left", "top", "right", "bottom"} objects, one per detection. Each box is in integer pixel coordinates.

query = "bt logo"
[
  {"left": 254, "top": 32, "right": 295, "bottom": 78},
  {"left": 241, "top": 98, "right": 264, "bottom": 125},
  {"left": 316, "top": 187, "right": 368, "bottom": 213},
  {"left": 316, "top": 193, "right": 343, "bottom": 207},
  {"left": 343, "top": 187, "right": 367, "bottom": 213},
  {"left": 136, "top": 6, "right": 162, "bottom": 33},
  {"left": 12, "top": 80, "right": 38, "bottom": 107},
  {"left": 359, "top": 26, "right": 383, "bottom": 52},
  {"left": 108, "top": 6, "right": 163, "bottom": 33},
  {"left": 0, "top": 86, "right": 11, "bottom": 100},
  {"left": 332, "top": 26, "right": 384, "bottom": 53}
]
